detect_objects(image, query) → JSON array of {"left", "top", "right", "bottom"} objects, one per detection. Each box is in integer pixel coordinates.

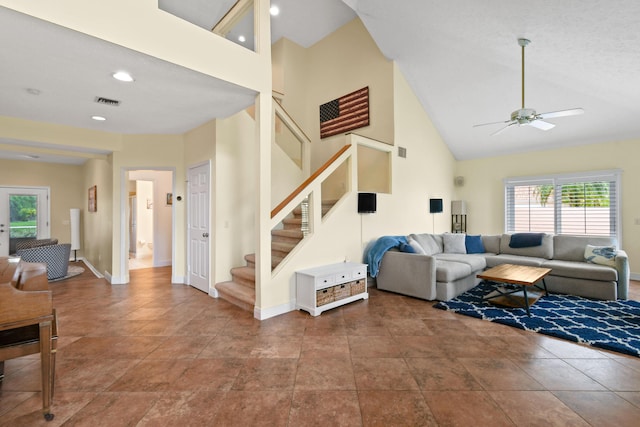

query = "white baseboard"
[
  {"left": 631, "top": 272, "right": 640, "bottom": 281},
  {"left": 254, "top": 300, "right": 296, "bottom": 320},
  {"left": 109, "top": 274, "right": 128, "bottom": 284},
  {"left": 171, "top": 274, "right": 186, "bottom": 284},
  {"left": 75, "top": 257, "right": 103, "bottom": 278}
]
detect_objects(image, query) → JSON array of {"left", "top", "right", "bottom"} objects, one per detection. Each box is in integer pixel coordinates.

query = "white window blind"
[{"left": 505, "top": 170, "right": 621, "bottom": 242}]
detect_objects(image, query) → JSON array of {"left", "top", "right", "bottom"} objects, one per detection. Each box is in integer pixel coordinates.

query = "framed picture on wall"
[{"left": 88, "top": 185, "right": 97, "bottom": 212}]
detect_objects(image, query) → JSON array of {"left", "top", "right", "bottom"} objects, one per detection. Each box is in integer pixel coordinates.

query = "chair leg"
[
  {"left": 0, "top": 361, "right": 4, "bottom": 383},
  {"left": 39, "top": 321, "right": 54, "bottom": 421}
]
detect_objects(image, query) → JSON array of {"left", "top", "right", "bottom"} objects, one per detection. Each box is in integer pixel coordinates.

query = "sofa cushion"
[
  {"left": 484, "top": 254, "right": 546, "bottom": 268},
  {"left": 481, "top": 235, "right": 501, "bottom": 254},
  {"left": 443, "top": 233, "right": 466, "bottom": 254},
  {"left": 435, "top": 253, "right": 486, "bottom": 272},
  {"left": 542, "top": 259, "right": 618, "bottom": 282},
  {"left": 435, "top": 260, "right": 472, "bottom": 282},
  {"left": 553, "top": 235, "right": 617, "bottom": 262},
  {"left": 410, "top": 233, "right": 441, "bottom": 255},
  {"left": 500, "top": 233, "right": 553, "bottom": 259},
  {"left": 407, "top": 236, "right": 426, "bottom": 254},
  {"left": 465, "top": 235, "right": 485, "bottom": 254}
]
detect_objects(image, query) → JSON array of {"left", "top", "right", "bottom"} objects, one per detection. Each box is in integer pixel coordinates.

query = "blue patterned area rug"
[{"left": 434, "top": 281, "right": 640, "bottom": 357}]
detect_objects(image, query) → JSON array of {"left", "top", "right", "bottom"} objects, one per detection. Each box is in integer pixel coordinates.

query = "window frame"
[{"left": 504, "top": 169, "right": 622, "bottom": 246}]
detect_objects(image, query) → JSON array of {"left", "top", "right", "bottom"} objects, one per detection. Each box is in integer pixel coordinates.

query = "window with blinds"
[{"left": 505, "top": 170, "right": 621, "bottom": 241}]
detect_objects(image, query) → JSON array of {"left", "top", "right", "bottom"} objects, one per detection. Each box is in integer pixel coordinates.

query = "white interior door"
[
  {"left": 0, "top": 187, "right": 50, "bottom": 256},
  {"left": 188, "top": 163, "right": 210, "bottom": 293}
]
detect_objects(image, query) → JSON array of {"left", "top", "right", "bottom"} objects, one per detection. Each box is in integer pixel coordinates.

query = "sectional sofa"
[{"left": 375, "top": 233, "right": 629, "bottom": 301}]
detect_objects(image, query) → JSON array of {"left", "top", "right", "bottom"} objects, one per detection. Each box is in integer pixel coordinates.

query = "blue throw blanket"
[{"left": 365, "top": 235, "right": 407, "bottom": 277}]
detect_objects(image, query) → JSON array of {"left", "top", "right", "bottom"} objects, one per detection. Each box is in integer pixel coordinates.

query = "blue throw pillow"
[
  {"left": 399, "top": 242, "right": 416, "bottom": 253},
  {"left": 465, "top": 235, "right": 485, "bottom": 254},
  {"left": 509, "top": 233, "right": 544, "bottom": 248}
]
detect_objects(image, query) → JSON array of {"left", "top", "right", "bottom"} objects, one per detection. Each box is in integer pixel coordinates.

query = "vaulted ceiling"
[{"left": 1, "top": 0, "right": 639, "bottom": 164}]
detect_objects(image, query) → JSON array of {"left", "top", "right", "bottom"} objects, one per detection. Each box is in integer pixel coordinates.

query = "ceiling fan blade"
[
  {"left": 473, "top": 119, "right": 510, "bottom": 128},
  {"left": 537, "top": 108, "right": 584, "bottom": 120},
  {"left": 490, "top": 122, "right": 516, "bottom": 136},
  {"left": 528, "top": 120, "right": 555, "bottom": 131}
]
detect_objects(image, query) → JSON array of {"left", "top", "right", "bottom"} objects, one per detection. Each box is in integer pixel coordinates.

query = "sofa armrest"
[
  {"left": 615, "top": 249, "right": 630, "bottom": 299},
  {"left": 376, "top": 251, "right": 437, "bottom": 300}
]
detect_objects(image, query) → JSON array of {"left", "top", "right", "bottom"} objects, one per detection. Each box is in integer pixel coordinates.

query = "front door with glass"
[{"left": 0, "top": 187, "right": 50, "bottom": 256}]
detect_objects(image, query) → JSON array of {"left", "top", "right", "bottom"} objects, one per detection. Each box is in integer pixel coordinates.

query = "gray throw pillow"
[
  {"left": 407, "top": 236, "right": 426, "bottom": 254},
  {"left": 410, "top": 233, "right": 441, "bottom": 255},
  {"left": 443, "top": 233, "right": 466, "bottom": 254}
]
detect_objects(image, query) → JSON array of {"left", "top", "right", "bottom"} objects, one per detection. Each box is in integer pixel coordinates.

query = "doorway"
[
  {"left": 129, "top": 180, "right": 154, "bottom": 270},
  {"left": 0, "top": 186, "right": 50, "bottom": 256},
  {"left": 126, "top": 170, "right": 173, "bottom": 272}
]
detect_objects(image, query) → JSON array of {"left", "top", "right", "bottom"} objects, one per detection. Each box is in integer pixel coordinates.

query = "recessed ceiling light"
[
  {"left": 238, "top": 35, "right": 246, "bottom": 43},
  {"left": 270, "top": 5, "right": 280, "bottom": 16},
  {"left": 91, "top": 115, "right": 106, "bottom": 121},
  {"left": 112, "top": 71, "right": 134, "bottom": 82}
]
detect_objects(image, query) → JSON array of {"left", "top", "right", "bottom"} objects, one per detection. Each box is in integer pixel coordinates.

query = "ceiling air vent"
[{"left": 94, "top": 96, "right": 121, "bottom": 106}]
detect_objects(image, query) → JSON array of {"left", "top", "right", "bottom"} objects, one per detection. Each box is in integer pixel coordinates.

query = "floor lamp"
[{"left": 70, "top": 208, "right": 80, "bottom": 262}]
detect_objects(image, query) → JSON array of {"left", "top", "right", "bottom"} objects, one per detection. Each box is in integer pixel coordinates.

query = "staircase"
[{"left": 215, "top": 201, "right": 336, "bottom": 312}]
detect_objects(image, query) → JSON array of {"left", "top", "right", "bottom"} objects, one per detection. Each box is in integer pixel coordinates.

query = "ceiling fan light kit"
[{"left": 474, "top": 38, "right": 584, "bottom": 135}]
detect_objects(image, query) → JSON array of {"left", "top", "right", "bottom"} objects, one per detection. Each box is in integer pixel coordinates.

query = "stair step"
[
  {"left": 244, "top": 253, "right": 256, "bottom": 268},
  {"left": 272, "top": 229, "right": 303, "bottom": 244},
  {"left": 271, "top": 241, "right": 297, "bottom": 257},
  {"left": 271, "top": 253, "right": 286, "bottom": 269},
  {"left": 215, "top": 281, "right": 255, "bottom": 312},
  {"left": 283, "top": 217, "right": 302, "bottom": 230},
  {"left": 246, "top": 253, "right": 283, "bottom": 270},
  {"left": 230, "top": 266, "right": 255, "bottom": 288}
]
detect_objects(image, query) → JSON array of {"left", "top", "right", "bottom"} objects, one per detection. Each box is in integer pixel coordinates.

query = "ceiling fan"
[{"left": 474, "top": 38, "right": 584, "bottom": 136}]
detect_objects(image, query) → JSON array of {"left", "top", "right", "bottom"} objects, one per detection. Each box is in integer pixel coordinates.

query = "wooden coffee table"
[{"left": 477, "top": 264, "right": 551, "bottom": 316}]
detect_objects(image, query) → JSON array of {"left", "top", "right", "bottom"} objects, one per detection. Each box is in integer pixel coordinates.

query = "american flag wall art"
[{"left": 319, "top": 87, "right": 369, "bottom": 139}]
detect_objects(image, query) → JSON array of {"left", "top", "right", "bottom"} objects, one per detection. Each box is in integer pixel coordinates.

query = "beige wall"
[
  {"left": 82, "top": 157, "right": 113, "bottom": 275},
  {"left": 0, "top": 158, "right": 84, "bottom": 247},
  {"left": 272, "top": 39, "right": 311, "bottom": 133},
  {"left": 213, "top": 112, "right": 258, "bottom": 284},
  {"left": 456, "top": 139, "right": 640, "bottom": 277}
]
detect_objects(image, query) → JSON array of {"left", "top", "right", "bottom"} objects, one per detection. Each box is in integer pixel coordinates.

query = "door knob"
[{"left": 202, "top": 232, "right": 209, "bottom": 238}]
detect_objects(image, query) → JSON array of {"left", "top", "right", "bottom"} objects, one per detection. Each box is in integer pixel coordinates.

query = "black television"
[
  {"left": 429, "top": 198, "right": 443, "bottom": 213},
  {"left": 358, "top": 193, "right": 377, "bottom": 213}
]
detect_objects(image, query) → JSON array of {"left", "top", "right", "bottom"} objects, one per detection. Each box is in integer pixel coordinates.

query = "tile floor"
[{"left": 1, "top": 265, "right": 640, "bottom": 426}]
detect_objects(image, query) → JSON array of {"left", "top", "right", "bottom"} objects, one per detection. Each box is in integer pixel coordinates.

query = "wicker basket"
[
  {"left": 350, "top": 279, "right": 366, "bottom": 295},
  {"left": 316, "top": 287, "right": 335, "bottom": 306},
  {"left": 333, "top": 283, "right": 351, "bottom": 301}
]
